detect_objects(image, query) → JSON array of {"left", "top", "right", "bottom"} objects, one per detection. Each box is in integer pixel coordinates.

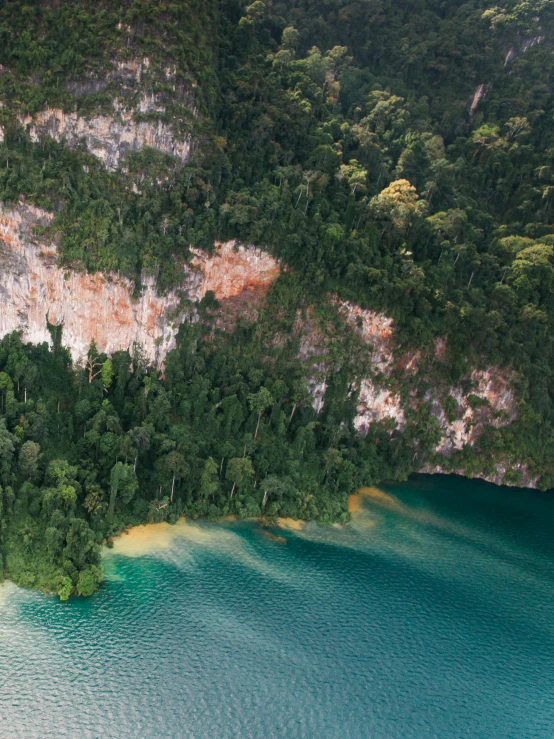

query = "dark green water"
[{"left": 1, "top": 475, "right": 553, "bottom": 739}]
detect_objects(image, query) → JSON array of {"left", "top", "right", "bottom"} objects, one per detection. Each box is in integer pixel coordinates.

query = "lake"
[{"left": 1, "top": 475, "right": 553, "bottom": 738}]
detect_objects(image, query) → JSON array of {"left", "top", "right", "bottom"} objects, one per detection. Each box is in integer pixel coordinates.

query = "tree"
[
  {"left": 83, "top": 486, "right": 105, "bottom": 516},
  {"left": 41, "top": 460, "right": 80, "bottom": 513},
  {"left": 64, "top": 518, "right": 101, "bottom": 572},
  {"left": 109, "top": 462, "right": 137, "bottom": 514},
  {"left": 337, "top": 159, "right": 368, "bottom": 194},
  {"left": 200, "top": 457, "right": 218, "bottom": 499},
  {"left": 18, "top": 441, "right": 41, "bottom": 482},
  {"left": 165, "top": 451, "right": 188, "bottom": 502},
  {"left": 226, "top": 457, "right": 254, "bottom": 499},
  {"left": 85, "top": 340, "right": 109, "bottom": 384},
  {"left": 127, "top": 426, "right": 152, "bottom": 472},
  {"left": 248, "top": 387, "right": 273, "bottom": 441},
  {"left": 57, "top": 576, "right": 73, "bottom": 601},
  {"left": 101, "top": 359, "right": 114, "bottom": 391},
  {"left": 261, "top": 475, "right": 291, "bottom": 511},
  {"left": 370, "top": 179, "right": 426, "bottom": 233},
  {"left": 0, "top": 372, "right": 13, "bottom": 412},
  {"left": 0, "top": 422, "right": 15, "bottom": 485},
  {"left": 77, "top": 566, "right": 102, "bottom": 597}
]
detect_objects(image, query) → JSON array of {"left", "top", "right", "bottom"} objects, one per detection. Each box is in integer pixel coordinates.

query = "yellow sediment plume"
[
  {"left": 109, "top": 517, "right": 254, "bottom": 559},
  {"left": 276, "top": 517, "right": 305, "bottom": 531},
  {"left": 109, "top": 521, "right": 179, "bottom": 557},
  {"left": 347, "top": 486, "right": 396, "bottom": 530},
  {"left": 358, "top": 486, "right": 400, "bottom": 507},
  {"left": 349, "top": 486, "right": 404, "bottom": 515},
  {"left": 348, "top": 494, "right": 363, "bottom": 514},
  {"left": 108, "top": 517, "right": 304, "bottom": 588},
  {"left": 352, "top": 485, "right": 480, "bottom": 544}
]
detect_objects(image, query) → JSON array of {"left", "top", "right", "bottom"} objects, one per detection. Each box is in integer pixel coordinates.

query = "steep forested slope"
[{"left": 0, "top": 0, "right": 553, "bottom": 597}]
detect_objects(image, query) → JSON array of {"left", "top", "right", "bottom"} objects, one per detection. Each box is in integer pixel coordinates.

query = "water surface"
[{"left": 1, "top": 475, "right": 553, "bottom": 738}]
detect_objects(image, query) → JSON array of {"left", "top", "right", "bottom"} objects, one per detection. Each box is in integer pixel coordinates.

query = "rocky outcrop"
[
  {"left": 0, "top": 201, "right": 528, "bottom": 485},
  {"left": 426, "top": 369, "right": 517, "bottom": 454},
  {"left": 22, "top": 102, "right": 191, "bottom": 171},
  {"left": 420, "top": 462, "right": 539, "bottom": 490},
  {"left": 198, "top": 242, "right": 280, "bottom": 299},
  {"left": 290, "top": 298, "right": 525, "bottom": 482},
  {"left": 20, "top": 59, "right": 194, "bottom": 170},
  {"left": 335, "top": 303, "right": 517, "bottom": 445},
  {"left": 0, "top": 203, "right": 280, "bottom": 365},
  {"left": 339, "top": 301, "right": 395, "bottom": 373},
  {"left": 469, "top": 83, "right": 489, "bottom": 119},
  {"left": 504, "top": 35, "right": 547, "bottom": 65},
  {"left": 353, "top": 379, "right": 405, "bottom": 435}
]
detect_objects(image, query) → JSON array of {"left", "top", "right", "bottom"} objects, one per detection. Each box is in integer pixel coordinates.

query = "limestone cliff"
[
  {"left": 20, "top": 59, "right": 194, "bottom": 170},
  {"left": 0, "top": 203, "right": 280, "bottom": 365},
  {"left": 0, "top": 201, "right": 527, "bottom": 486},
  {"left": 290, "top": 299, "right": 524, "bottom": 486},
  {"left": 22, "top": 101, "right": 191, "bottom": 171}
]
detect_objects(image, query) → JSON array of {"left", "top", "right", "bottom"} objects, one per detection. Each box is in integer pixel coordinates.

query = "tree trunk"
[
  {"left": 171, "top": 474, "right": 175, "bottom": 503},
  {"left": 262, "top": 490, "right": 268, "bottom": 509},
  {"left": 134, "top": 452, "right": 138, "bottom": 473},
  {"left": 230, "top": 482, "right": 236, "bottom": 499},
  {"left": 254, "top": 411, "right": 262, "bottom": 440},
  {"left": 289, "top": 403, "right": 297, "bottom": 424}
]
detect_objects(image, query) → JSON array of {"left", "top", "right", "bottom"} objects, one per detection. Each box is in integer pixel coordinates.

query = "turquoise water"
[{"left": 1, "top": 475, "right": 553, "bottom": 739}]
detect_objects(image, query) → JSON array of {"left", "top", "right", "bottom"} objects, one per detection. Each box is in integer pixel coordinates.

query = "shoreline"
[{"left": 107, "top": 514, "right": 309, "bottom": 557}]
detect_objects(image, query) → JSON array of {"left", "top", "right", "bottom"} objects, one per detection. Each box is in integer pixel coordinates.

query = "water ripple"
[{"left": 1, "top": 475, "right": 553, "bottom": 738}]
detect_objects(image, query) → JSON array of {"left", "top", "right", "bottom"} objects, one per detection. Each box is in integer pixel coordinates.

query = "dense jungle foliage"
[
  {"left": 0, "top": 0, "right": 554, "bottom": 595},
  {"left": 0, "top": 318, "right": 418, "bottom": 597}
]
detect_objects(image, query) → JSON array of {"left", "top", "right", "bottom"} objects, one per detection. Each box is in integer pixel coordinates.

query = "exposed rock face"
[
  {"left": 337, "top": 302, "right": 406, "bottom": 433},
  {"left": 335, "top": 303, "right": 517, "bottom": 447},
  {"left": 22, "top": 100, "right": 191, "bottom": 171},
  {"left": 0, "top": 203, "right": 280, "bottom": 365},
  {"left": 426, "top": 369, "right": 517, "bottom": 454},
  {"left": 291, "top": 299, "right": 524, "bottom": 483},
  {"left": 339, "top": 301, "right": 394, "bottom": 373},
  {"left": 0, "top": 200, "right": 527, "bottom": 485},
  {"left": 353, "top": 379, "right": 405, "bottom": 435},
  {"left": 196, "top": 241, "right": 280, "bottom": 300},
  {"left": 421, "top": 463, "right": 539, "bottom": 490},
  {"left": 307, "top": 379, "right": 327, "bottom": 414},
  {"left": 21, "top": 59, "right": 194, "bottom": 170},
  {"left": 504, "top": 35, "right": 546, "bottom": 65},
  {"left": 469, "top": 83, "right": 489, "bottom": 119}
]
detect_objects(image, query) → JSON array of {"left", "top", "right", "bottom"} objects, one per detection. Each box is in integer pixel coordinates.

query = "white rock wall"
[
  {"left": 19, "top": 58, "right": 194, "bottom": 170},
  {"left": 22, "top": 99, "right": 191, "bottom": 171},
  {"left": 354, "top": 379, "right": 405, "bottom": 435}
]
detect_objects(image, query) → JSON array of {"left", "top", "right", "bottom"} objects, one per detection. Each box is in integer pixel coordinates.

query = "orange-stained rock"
[
  {"left": 191, "top": 242, "right": 281, "bottom": 300},
  {"left": 0, "top": 203, "right": 280, "bottom": 366}
]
